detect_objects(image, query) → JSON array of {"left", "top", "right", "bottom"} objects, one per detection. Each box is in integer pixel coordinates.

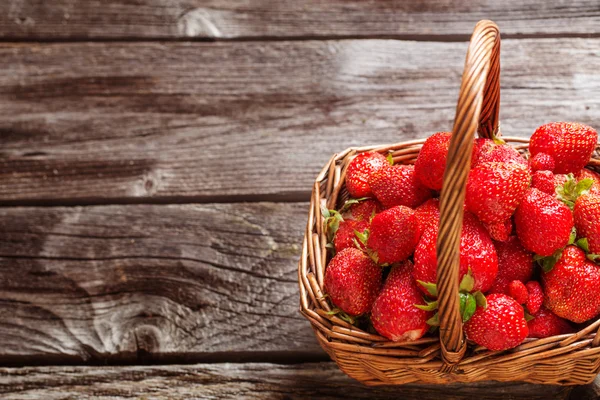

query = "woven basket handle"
[{"left": 436, "top": 20, "right": 501, "bottom": 368}]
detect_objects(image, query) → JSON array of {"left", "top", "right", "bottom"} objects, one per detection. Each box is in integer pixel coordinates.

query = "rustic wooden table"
[{"left": 1, "top": 1, "right": 600, "bottom": 399}]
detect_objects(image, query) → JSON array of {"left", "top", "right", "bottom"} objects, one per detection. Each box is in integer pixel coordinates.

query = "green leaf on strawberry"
[
  {"left": 588, "top": 254, "right": 600, "bottom": 263},
  {"left": 535, "top": 249, "right": 563, "bottom": 273},
  {"left": 557, "top": 174, "right": 594, "bottom": 210},
  {"left": 386, "top": 153, "right": 394, "bottom": 166},
  {"left": 417, "top": 280, "right": 438, "bottom": 297},
  {"left": 568, "top": 227, "right": 577, "bottom": 245},
  {"left": 415, "top": 299, "right": 438, "bottom": 312},
  {"left": 460, "top": 292, "right": 477, "bottom": 322},
  {"left": 474, "top": 291, "right": 487, "bottom": 309},
  {"left": 426, "top": 313, "right": 440, "bottom": 327},
  {"left": 459, "top": 270, "right": 475, "bottom": 292},
  {"left": 339, "top": 197, "right": 370, "bottom": 213},
  {"left": 577, "top": 237, "right": 590, "bottom": 252}
]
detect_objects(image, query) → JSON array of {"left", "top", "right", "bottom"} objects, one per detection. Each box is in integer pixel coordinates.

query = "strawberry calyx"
[
  {"left": 325, "top": 308, "right": 356, "bottom": 324},
  {"left": 416, "top": 280, "right": 438, "bottom": 297},
  {"left": 386, "top": 153, "right": 395, "bottom": 166},
  {"left": 353, "top": 228, "right": 383, "bottom": 264},
  {"left": 573, "top": 237, "right": 600, "bottom": 263},
  {"left": 556, "top": 174, "right": 594, "bottom": 209},
  {"left": 339, "top": 197, "right": 370, "bottom": 214},
  {"left": 415, "top": 298, "right": 438, "bottom": 312},
  {"left": 524, "top": 311, "right": 535, "bottom": 322},
  {"left": 491, "top": 124, "right": 505, "bottom": 145},
  {"left": 535, "top": 249, "right": 563, "bottom": 273},
  {"left": 322, "top": 206, "right": 344, "bottom": 242}
]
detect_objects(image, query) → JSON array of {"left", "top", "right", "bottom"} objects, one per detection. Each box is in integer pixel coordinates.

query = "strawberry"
[
  {"left": 527, "top": 306, "right": 574, "bottom": 338},
  {"left": 371, "top": 261, "right": 432, "bottom": 341},
  {"left": 531, "top": 170, "right": 556, "bottom": 195},
  {"left": 530, "top": 152, "right": 555, "bottom": 172},
  {"left": 574, "top": 192, "right": 600, "bottom": 253},
  {"left": 414, "top": 132, "right": 453, "bottom": 191},
  {"left": 525, "top": 281, "right": 543, "bottom": 315},
  {"left": 324, "top": 248, "right": 382, "bottom": 316},
  {"left": 508, "top": 280, "right": 528, "bottom": 305},
  {"left": 542, "top": 245, "right": 600, "bottom": 323},
  {"left": 488, "top": 236, "right": 534, "bottom": 295},
  {"left": 367, "top": 205, "right": 419, "bottom": 264},
  {"left": 466, "top": 162, "right": 530, "bottom": 224},
  {"left": 369, "top": 164, "right": 433, "bottom": 209},
  {"left": 530, "top": 122, "right": 598, "bottom": 174},
  {"left": 413, "top": 212, "right": 498, "bottom": 294},
  {"left": 415, "top": 198, "right": 440, "bottom": 238},
  {"left": 344, "top": 199, "right": 382, "bottom": 222},
  {"left": 484, "top": 219, "right": 513, "bottom": 242},
  {"left": 345, "top": 152, "right": 388, "bottom": 198},
  {"left": 333, "top": 220, "right": 369, "bottom": 252},
  {"left": 474, "top": 139, "right": 528, "bottom": 167},
  {"left": 514, "top": 188, "right": 574, "bottom": 256},
  {"left": 464, "top": 293, "right": 528, "bottom": 351}
]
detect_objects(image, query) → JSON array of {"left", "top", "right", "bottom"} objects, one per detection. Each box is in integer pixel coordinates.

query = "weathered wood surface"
[
  {"left": 0, "top": 203, "right": 323, "bottom": 362},
  {"left": 2, "top": 0, "right": 600, "bottom": 40},
  {"left": 0, "top": 362, "right": 578, "bottom": 400},
  {"left": 2, "top": 38, "right": 600, "bottom": 204}
]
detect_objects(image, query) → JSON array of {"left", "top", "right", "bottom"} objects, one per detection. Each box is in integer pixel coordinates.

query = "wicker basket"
[{"left": 298, "top": 20, "right": 600, "bottom": 386}]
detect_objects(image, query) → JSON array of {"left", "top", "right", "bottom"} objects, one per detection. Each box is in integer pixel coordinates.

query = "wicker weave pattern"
[{"left": 298, "top": 20, "right": 600, "bottom": 386}]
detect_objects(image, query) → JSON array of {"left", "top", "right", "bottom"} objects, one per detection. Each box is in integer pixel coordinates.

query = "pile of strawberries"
[{"left": 323, "top": 122, "right": 600, "bottom": 351}]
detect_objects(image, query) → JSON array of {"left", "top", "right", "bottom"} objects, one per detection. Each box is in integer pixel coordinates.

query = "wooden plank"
[
  {"left": 1, "top": 0, "right": 600, "bottom": 40},
  {"left": 0, "top": 203, "right": 323, "bottom": 362},
  {"left": 0, "top": 362, "right": 575, "bottom": 399},
  {"left": 2, "top": 38, "right": 600, "bottom": 203}
]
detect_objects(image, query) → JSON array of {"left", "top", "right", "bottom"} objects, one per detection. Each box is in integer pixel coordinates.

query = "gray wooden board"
[
  {"left": 0, "top": 362, "right": 577, "bottom": 400},
  {"left": 1, "top": 0, "right": 600, "bottom": 40},
  {"left": 0, "top": 203, "right": 323, "bottom": 362},
  {"left": 1, "top": 38, "right": 600, "bottom": 203}
]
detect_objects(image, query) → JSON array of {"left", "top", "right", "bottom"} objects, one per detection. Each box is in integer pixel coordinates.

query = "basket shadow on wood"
[{"left": 298, "top": 20, "right": 600, "bottom": 386}]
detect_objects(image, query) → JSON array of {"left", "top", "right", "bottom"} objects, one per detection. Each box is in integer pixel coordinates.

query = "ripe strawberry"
[
  {"left": 464, "top": 293, "right": 528, "bottom": 351},
  {"left": 474, "top": 139, "right": 528, "bottom": 167},
  {"left": 530, "top": 152, "right": 555, "bottom": 172},
  {"left": 324, "top": 248, "right": 382, "bottom": 316},
  {"left": 484, "top": 219, "right": 513, "bottom": 242},
  {"left": 488, "top": 236, "right": 534, "bottom": 295},
  {"left": 369, "top": 164, "right": 433, "bottom": 209},
  {"left": 508, "top": 280, "right": 528, "bottom": 305},
  {"left": 466, "top": 162, "right": 530, "bottom": 224},
  {"left": 344, "top": 199, "right": 382, "bottom": 222},
  {"left": 574, "top": 192, "right": 600, "bottom": 253},
  {"left": 527, "top": 306, "right": 574, "bottom": 338},
  {"left": 413, "top": 212, "right": 498, "bottom": 294},
  {"left": 530, "top": 122, "right": 598, "bottom": 174},
  {"left": 371, "top": 261, "right": 432, "bottom": 342},
  {"left": 514, "top": 188, "right": 574, "bottom": 256},
  {"left": 367, "top": 205, "right": 419, "bottom": 264},
  {"left": 415, "top": 198, "right": 440, "bottom": 238},
  {"left": 531, "top": 170, "right": 556, "bottom": 195},
  {"left": 414, "top": 132, "right": 452, "bottom": 191},
  {"left": 345, "top": 152, "right": 388, "bottom": 198},
  {"left": 542, "top": 245, "right": 600, "bottom": 323},
  {"left": 525, "top": 281, "right": 543, "bottom": 315},
  {"left": 333, "top": 220, "right": 369, "bottom": 252}
]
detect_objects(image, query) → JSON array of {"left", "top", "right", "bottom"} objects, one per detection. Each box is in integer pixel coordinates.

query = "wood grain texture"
[
  {"left": 0, "top": 362, "right": 576, "bottom": 400},
  {"left": 0, "top": 203, "right": 321, "bottom": 362},
  {"left": 2, "top": 38, "right": 600, "bottom": 203},
  {"left": 1, "top": 0, "right": 600, "bottom": 40}
]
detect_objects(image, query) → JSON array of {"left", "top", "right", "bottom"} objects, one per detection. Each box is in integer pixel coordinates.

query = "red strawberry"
[
  {"left": 508, "top": 280, "right": 528, "bottom": 305},
  {"left": 531, "top": 170, "right": 557, "bottom": 195},
  {"left": 525, "top": 281, "right": 543, "bottom": 315},
  {"left": 484, "top": 219, "right": 513, "bottom": 242},
  {"left": 527, "top": 306, "right": 574, "bottom": 338},
  {"left": 514, "top": 188, "right": 574, "bottom": 256},
  {"left": 488, "top": 236, "right": 534, "bottom": 295},
  {"left": 333, "top": 220, "right": 369, "bottom": 252},
  {"left": 415, "top": 198, "right": 440, "bottom": 237},
  {"left": 369, "top": 164, "right": 433, "bottom": 209},
  {"left": 530, "top": 122, "right": 598, "bottom": 174},
  {"left": 530, "top": 152, "right": 555, "bottom": 172},
  {"left": 574, "top": 192, "right": 600, "bottom": 253},
  {"left": 465, "top": 162, "right": 530, "bottom": 224},
  {"left": 371, "top": 261, "right": 432, "bottom": 342},
  {"left": 367, "top": 206, "right": 419, "bottom": 264},
  {"left": 542, "top": 245, "right": 600, "bottom": 323},
  {"left": 464, "top": 293, "right": 528, "bottom": 351},
  {"left": 345, "top": 152, "right": 388, "bottom": 197},
  {"left": 414, "top": 132, "right": 452, "bottom": 191},
  {"left": 474, "top": 139, "right": 528, "bottom": 167},
  {"left": 413, "top": 212, "right": 498, "bottom": 294},
  {"left": 324, "top": 248, "right": 382, "bottom": 316},
  {"left": 344, "top": 199, "right": 382, "bottom": 222}
]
